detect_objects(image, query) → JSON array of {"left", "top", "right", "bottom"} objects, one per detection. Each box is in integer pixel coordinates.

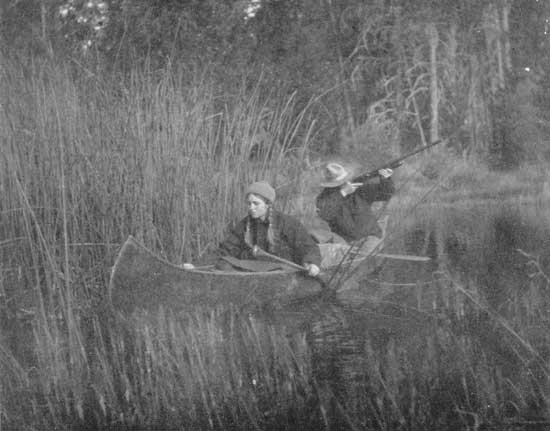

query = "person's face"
[{"left": 247, "top": 193, "right": 269, "bottom": 219}]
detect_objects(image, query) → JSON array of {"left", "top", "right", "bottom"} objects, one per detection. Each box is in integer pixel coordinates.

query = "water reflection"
[
  {"left": 259, "top": 197, "right": 550, "bottom": 423},
  {"left": 390, "top": 199, "right": 550, "bottom": 308},
  {"left": 260, "top": 294, "right": 441, "bottom": 408}
]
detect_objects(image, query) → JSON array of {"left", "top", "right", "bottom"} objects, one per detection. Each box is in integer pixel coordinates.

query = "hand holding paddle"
[
  {"left": 252, "top": 246, "right": 320, "bottom": 277},
  {"left": 304, "top": 263, "right": 320, "bottom": 277}
]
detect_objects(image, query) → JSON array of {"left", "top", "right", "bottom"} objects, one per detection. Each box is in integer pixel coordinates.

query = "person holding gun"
[{"left": 315, "top": 162, "right": 394, "bottom": 267}]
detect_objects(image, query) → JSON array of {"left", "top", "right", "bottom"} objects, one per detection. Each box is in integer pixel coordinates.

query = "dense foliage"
[{"left": 2, "top": 0, "right": 550, "bottom": 159}]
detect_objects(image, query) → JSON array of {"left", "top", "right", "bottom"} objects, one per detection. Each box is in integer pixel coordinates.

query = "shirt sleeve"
[
  {"left": 316, "top": 188, "right": 344, "bottom": 223},
  {"left": 283, "top": 215, "right": 322, "bottom": 266},
  {"left": 355, "top": 176, "right": 395, "bottom": 202},
  {"left": 218, "top": 218, "right": 248, "bottom": 259}
]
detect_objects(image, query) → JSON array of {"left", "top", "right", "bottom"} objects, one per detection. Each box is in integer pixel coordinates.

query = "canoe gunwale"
[
  {"left": 108, "top": 236, "right": 301, "bottom": 292},
  {"left": 109, "top": 235, "right": 326, "bottom": 313}
]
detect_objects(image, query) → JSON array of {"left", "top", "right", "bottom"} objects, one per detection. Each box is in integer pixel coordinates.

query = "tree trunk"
[
  {"left": 484, "top": 3, "right": 501, "bottom": 93},
  {"left": 496, "top": 20, "right": 505, "bottom": 90},
  {"left": 484, "top": 1, "right": 511, "bottom": 92},
  {"left": 40, "top": 0, "right": 47, "bottom": 43},
  {"left": 501, "top": 0, "right": 513, "bottom": 73},
  {"left": 427, "top": 23, "right": 439, "bottom": 143},
  {"left": 40, "top": 0, "right": 53, "bottom": 56},
  {"left": 325, "top": 0, "right": 355, "bottom": 133},
  {"left": 467, "top": 56, "right": 493, "bottom": 156},
  {"left": 447, "top": 22, "right": 458, "bottom": 88},
  {"left": 407, "top": 72, "right": 427, "bottom": 147}
]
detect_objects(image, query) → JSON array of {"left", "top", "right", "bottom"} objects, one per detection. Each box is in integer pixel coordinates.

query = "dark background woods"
[{"left": 2, "top": 0, "right": 550, "bottom": 166}]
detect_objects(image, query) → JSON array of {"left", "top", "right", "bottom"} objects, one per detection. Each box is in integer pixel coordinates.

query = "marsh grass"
[
  {"left": 2, "top": 56, "right": 550, "bottom": 430},
  {"left": 1, "top": 58, "right": 314, "bottom": 268},
  {"left": 0, "top": 57, "right": 320, "bottom": 429},
  {"left": 3, "top": 306, "right": 324, "bottom": 430},
  {"left": 5, "top": 274, "right": 550, "bottom": 431}
]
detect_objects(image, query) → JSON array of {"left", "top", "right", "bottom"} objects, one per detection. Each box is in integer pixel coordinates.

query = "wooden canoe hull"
[
  {"left": 108, "top": 237, "right": 436, "bottom": 315},
  {"left": 109, "top": 236, "right": 327, "bottom": 314}
]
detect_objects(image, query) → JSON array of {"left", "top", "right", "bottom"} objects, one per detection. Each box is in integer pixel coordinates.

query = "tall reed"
[
  {"left": 0, "top": 57, "right": 315, "bottom": 267},
  {"left": 0, "top": 56, "right": 319, "bottom": 429},
  {"left": 3, "top": 306, "right": 326, "bottom": 430},
  {"left": 3, "top": 54, "right": 550, "bottom": 430}
]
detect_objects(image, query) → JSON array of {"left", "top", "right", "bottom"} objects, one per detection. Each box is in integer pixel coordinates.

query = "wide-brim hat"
[{"left": 320, "top": 162, "right": 355, "bottom": 187}]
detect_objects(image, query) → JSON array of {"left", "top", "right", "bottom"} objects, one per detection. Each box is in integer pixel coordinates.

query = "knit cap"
[{"left": 247, "top": 181, "right": 276, "bottom": 203}]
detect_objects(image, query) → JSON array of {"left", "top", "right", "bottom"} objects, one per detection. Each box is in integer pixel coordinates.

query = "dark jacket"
[
  {"left": 316, "top": 177, "right": 394, "bottom": 242},
  {"left": 219, "top": 210, "right": 321, "bottom": 266}
]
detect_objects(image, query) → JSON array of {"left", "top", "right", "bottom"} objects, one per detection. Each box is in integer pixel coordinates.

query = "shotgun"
[{"left": 353, "top": 139, "right": 443, "bottom": 181}]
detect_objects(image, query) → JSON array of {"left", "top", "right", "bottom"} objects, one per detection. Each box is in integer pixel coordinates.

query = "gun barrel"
[{"left": 355, "top": 139, "right": 442, "bottom": 180}]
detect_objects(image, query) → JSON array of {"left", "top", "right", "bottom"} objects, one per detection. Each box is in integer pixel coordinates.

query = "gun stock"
[{"left": 353, "top": 139, "right": 443, "bottom": 181}]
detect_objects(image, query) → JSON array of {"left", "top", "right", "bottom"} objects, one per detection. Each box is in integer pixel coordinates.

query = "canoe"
[
  {"left": 108, "top": 236, "right": 434, "bottom": 314},
  {"left": 109, "top": 236, "right": 339, "bottom": 314}
]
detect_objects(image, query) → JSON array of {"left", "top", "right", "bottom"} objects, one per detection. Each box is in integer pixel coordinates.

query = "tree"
[
  {"left": 98, "top": 0, "right": 255, "bottom": 69},
  {"left": 4, "top": 0, "right": 550, "bottom": 165}
]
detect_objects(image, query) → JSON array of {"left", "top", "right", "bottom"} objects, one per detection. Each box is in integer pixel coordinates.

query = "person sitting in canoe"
[
  {"left": 184, "top": 181, "right": 321, "bottom": 276},
  {"left": 314, "top": 162, "right": 394, "bottom": 267}
]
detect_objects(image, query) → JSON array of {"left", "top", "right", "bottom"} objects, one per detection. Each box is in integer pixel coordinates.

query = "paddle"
[
  {"left": 375, "top": 253, "right": 431, "bottom": 262},
  {"left": 251, "top": 246, "right": 333, "bottom": 290},
  {"left": 251, "top": 246, "right": 309, "bottom": 272}
]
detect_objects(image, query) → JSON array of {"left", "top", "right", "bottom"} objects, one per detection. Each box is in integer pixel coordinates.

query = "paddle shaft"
[
  {"left": 253, "top": 246, "right": 430, "bottom": 269},
  {"left": 375, "top": 253, "right": 431, "bottom": 262},
  {"left": 251, "top": 246, "right": 331, "bottom": 288},
  {"left": 252, "top": 246, "right": 308, "bottom": 271}
]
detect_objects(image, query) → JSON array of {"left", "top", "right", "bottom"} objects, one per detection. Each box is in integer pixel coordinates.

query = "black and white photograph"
[{"left": 2, "top": 1, "right": 550, "bottom": 429}]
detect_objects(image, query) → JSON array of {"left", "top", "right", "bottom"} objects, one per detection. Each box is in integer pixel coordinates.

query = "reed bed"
[
  {"left": 0, "top": 57, "right": 314, "bottom": 268},
  {"left": 4, "top": 273, "right": 550, "bottom": 430},
  {"left": 0, "top": 56, "right": 319, "bottom": 429},
  {"left": 11, "top": 307, "right": 319, "bottom": 430},
  {"left": 2, "top": 56, "right": 550, "bottom": 430}
]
